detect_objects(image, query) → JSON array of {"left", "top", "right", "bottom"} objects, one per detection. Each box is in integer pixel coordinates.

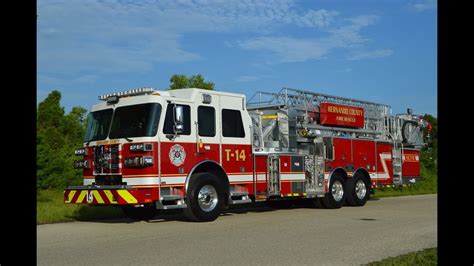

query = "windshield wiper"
[{"left": 124, "top": 137, "right": 133, "bottom": 142}]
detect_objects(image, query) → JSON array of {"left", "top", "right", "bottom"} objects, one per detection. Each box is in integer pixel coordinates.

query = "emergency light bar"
[{"left": 99, "top": 87, "right": 155, "bottom": 101}]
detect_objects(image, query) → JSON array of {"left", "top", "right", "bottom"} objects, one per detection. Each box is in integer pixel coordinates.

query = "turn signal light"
[{"left": 74, "top": 160, "right": 90, "bottom": 169}]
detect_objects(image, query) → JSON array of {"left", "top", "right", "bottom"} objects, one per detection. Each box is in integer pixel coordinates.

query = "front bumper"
[{"left": 64, "top": 185, "right": 158, "bottom": 205}]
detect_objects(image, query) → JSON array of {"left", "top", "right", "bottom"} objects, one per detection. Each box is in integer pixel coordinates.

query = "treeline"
[
  {"left": 421, "top": 114, "right": 437, "bottom": 170},
  {"left": 419, "top": 114, "right": 437, "bottom": 190},
  {"left": 37, "top": 91, "right": 87, "bottom": 189}
]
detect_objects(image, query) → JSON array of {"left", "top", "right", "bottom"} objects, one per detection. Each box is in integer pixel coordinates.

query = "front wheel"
[
  {"left": 184, "top": 173, "right": 225, "bottom": 222},
  {"left": 321, "top": 173, "right": 346, "bottom": 209}
]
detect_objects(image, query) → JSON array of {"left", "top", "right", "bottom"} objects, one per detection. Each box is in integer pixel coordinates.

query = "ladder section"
[
  {"left": 249, "top": 88, "right": 390, "bottom": 122},
  {"left": 392, "top": 142, "right": 403, "bottom": 186},
  {"left": 304, "top": 155, "right": 317, "bottom": 195},
  {"left": 267, "top": 155, "right": 281, "bottom": 196}
]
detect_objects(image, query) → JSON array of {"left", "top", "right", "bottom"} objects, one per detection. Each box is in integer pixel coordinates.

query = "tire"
[
  {"left": 122, "top": 204, "right": 158, "bottom": 220},
  {"left": 345, "top": 173, "right": 370, "bottom": 206},
  {"left": 184, "top": 173, "right": 225, "bottom": 222},
  {"left": 321, "top": 173, "right": 346, "bottom": 209}
]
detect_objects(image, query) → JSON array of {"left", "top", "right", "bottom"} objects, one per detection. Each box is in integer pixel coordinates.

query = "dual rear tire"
[
  {"left": 345, "top": 173, "right": 370, "bottom": 206},
  {"left": 321, "top": 172, "right": 370, "bottom": 209},
  {"left": 321, "top": 173, "right": 346, "bottom": 209}
]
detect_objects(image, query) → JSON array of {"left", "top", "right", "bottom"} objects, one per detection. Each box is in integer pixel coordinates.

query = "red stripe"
[{"left": 98, "top": 190, "right": 110, "bottom": 204}]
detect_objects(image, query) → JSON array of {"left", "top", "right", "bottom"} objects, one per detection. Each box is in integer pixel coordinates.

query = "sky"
[{"left": 37, "top": 0, "right": 437, "bottom": 116}]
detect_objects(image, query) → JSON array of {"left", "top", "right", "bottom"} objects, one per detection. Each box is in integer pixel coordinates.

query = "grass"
[
  {"left": 372, "top": 168, "right": 437, "bottom": 198},
  {"left": 365, "top": 247, "right": 437, "bottom": 265},
  {"left": 372, "top": 184, "right": 437, "bottom": 198},
  {"left": 37, "top": 190, "right": 124, "bottom": 224}
]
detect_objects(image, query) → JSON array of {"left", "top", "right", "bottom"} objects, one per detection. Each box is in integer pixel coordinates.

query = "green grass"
[
  {"left": 37, "top": 190, "right": 124, "bottom": 224},
  {"left": 365, "top": 247, "right": 437, "bottom": 265},
  {"left": 372, "top": 184, "right": 437, "bottom": 198},
  {"left": 372, "top": 166, "right": 437, "bottom": 198}
]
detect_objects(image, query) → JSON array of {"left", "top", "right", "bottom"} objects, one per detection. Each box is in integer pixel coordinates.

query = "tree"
[
  {"left": 38, "top": 90, "right": 64, "bottom": 129},
  {"left": 62, "top": 106, "right": 87, "bottom": 144},
  {"left": 169, "top": 74, "right": 214, "bottom": 90},
  {"left": 37, "top": 90, "right": 86, "bottom": 190},
  {"left": 420, "top": 114, "right": 437, "bottom": 172}
]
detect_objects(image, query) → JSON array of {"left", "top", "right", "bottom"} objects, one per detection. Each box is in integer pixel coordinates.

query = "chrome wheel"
[
  {"left": 197, "top": 185, "right": 218, "bottom": 212},
  {"left": 355, "top": 179, "right": 367, "bottom": 200},
  {"left": 331, "top": 180, "right": 344, "bottom": 202}
]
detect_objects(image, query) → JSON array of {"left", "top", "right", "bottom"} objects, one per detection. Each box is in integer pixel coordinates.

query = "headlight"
[
  {"left": 129, "top": 143, "right": 153, "bottom": 152},
  {"left": 142, "top": 156, "right": 154, "bottom": 166},
  {"left": 124, "top": 156, "right": 154, "bottom": 167},
  {"left": 74, "top": 148, "right": 87, "bottom": 156}
]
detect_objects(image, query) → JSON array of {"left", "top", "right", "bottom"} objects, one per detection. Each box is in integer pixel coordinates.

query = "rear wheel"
[
  {"left": 321, "top": 173, "right": 346, "bottom": 209},
  {"left": 345, "top": 173, "right": 370, "bottom": 206},
  {"left": 121, "top": 205, "right": 158, "bottom": 220},
  {"left": 184, "top": 173, "right": 225, "bottom": 222}
]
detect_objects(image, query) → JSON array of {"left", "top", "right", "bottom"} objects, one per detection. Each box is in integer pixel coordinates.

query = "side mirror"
[{"left": 173, "top": 105, "right": 184, "bottom": 134}]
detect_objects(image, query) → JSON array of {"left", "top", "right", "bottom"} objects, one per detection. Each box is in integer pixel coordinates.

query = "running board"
[
  {"left": 229, "top": 192, "right": 252, "bottom": 205},
  {"left": 156, "top": 195, "right": 187, "bottom": 210},
  {"left": 305, "top": 190, "right": 326, "bottom": 198}
]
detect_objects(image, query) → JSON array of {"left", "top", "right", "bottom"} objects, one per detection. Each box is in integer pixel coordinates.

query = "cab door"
[
  {"left": 195, "top": 93, "right": 220, "bottom": 164},
  {"left": 219, "top": 95, "right": 252, "bottom": 187}
]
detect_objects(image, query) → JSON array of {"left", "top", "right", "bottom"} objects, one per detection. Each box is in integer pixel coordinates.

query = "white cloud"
[
  {"left": 38, "top": 0, "right": 339, "bottom": 74},
  {"left": 295, "top": 9, "right": 339, "bottom": 28},
  {"left": 238, "top": 15, "right": 382, "bottom": 63},
  {"left": 239, "top": 37, "right": 330, "bottom": 63},
  {"left": 347, "top": 49, "right": 394, "bottom": 60},
  {"left": 411, "top": 0, "right": 437, "bottom": 12}
]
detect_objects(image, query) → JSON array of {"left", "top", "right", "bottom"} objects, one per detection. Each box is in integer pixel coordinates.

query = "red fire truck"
[{"left": 64, "top": 87, "right": 428, "bottom": 222}]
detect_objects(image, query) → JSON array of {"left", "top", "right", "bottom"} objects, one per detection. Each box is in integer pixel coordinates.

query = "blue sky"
[{"left": 37, "top": 0, "right": 437, "bottom": 116}]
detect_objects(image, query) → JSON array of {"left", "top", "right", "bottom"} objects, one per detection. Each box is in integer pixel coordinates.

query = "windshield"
[
  {"left": 84, "top": 103, "right": 162, "bottom": 142},
  {"left": 84, "top": 109, "right": 113, "bottom": 141},
  {"left": 109, "top": 103, "right": 161, "bottom": 139}
]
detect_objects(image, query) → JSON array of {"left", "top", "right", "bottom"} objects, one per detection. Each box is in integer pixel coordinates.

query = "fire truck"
[{"left": 64, "top": 87, "right": 429, "bottom": 222}]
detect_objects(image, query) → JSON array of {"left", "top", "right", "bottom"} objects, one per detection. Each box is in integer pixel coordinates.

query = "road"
[{"left": 37, "top": 194, "right": 437, "bottom": 265}]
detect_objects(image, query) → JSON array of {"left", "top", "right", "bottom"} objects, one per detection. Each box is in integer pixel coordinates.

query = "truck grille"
[{"left": 93, "top": 144, "right": 121, "bottom": 175}]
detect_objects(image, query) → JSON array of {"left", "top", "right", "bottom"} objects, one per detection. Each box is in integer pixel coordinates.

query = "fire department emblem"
[{"left": 169, "top": 144, "right": 186, "bottom": 166}]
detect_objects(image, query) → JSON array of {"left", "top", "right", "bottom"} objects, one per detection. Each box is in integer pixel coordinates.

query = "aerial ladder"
[{"left": 247, "top": 87, "right": 427, "bottom": 186}]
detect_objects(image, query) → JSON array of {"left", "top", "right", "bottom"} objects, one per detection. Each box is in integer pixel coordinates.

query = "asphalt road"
[{"left": 37, "top": 194, "right": 437, "bottom": 265}]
